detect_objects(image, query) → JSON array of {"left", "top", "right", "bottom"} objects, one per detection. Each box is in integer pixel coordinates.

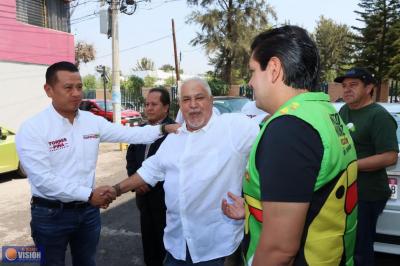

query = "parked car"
[
  {"left": 333, "top": 102, "right": 400, "bottom": 255},
  {"left": 0, "top": 126, "right": 25, "bottom": 177},
  {"left": 213, "top": 96, "right": 250, "bottom": 114},
  {"left": 79, "top": 99, "right": 142, "bottom": 126}
]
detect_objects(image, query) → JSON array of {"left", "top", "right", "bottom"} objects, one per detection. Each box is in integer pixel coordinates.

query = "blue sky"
[{"left": 71, "top": 0, "right": 362, "bottom": 77}]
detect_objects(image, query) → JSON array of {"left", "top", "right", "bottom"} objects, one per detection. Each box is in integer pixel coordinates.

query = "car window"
[
  {"left": 96, "top": 101, "right": 113, "bottom": 111},
  {"left": 79, "top": 101, "right": 92, "bottom": 111},
  {"left": 213, "top": 102, "right": 231, "bottom": 114},
  {"left": 213, "top": 98, "right": 250, "bottom": 113}
]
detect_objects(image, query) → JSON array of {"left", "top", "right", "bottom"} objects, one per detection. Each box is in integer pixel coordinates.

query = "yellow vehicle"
[{"left": 0, "top": 126, "right": 25, "bottom": 177}]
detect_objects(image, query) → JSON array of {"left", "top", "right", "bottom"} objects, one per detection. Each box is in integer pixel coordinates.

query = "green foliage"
[
  {"left": 143, "top": 75, "right": 157, "bottom": 87},
  {"left": 121, "top": 75, "right": 144, "bottom": 95},
  {"left": 187, "top": 0, "right": 276, "bottom": 85},
  {"left": 159, "top": 64, "right": 175, "bottom": 72},
  {"left": 134, "top": 57, "right": 155, "bottom": 71},
  {"left": 206, "top": 73, "right": 229, "bottom": 96},
  {"left": 82, "top": 74, "right": 97, "bottom": 90},
  {"left": 352, "top": 0, "right": 400, "bottom": 85},
  {"left": 389, "top": 20, "right": 400, "bottom": 80},
  {"left": 164, "top": 76, "right": 176, "bottom": 87},
  {"left": 313, "top": 16, "right": 356, "bottom": 82}
]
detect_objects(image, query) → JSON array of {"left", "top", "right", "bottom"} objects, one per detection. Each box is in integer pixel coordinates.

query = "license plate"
[{"left": 388, "top": 178, "right": 398, "bottom": 200}]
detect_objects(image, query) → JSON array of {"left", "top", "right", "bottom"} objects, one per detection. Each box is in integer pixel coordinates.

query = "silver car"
[
  {"left": 333, "top": 102, "right": 400, "bottom": 255},
  {"left": 374, "top": 104, "right": 400, "bottom": 255}
]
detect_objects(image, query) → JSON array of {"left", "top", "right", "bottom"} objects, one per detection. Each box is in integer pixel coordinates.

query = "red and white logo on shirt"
[{"left": 48, "top": 138, "right": 69, "bottom": 152}]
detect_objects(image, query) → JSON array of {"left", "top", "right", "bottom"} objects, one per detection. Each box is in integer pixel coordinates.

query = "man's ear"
[
  {"left": 365, "top": 83, "right": 374, "bottom": 96},
  {"left": 44, "top": 83, "right": 53, "bottom": 98},
  {"left": 267, "top": 57, "right": 283, "bottom": 84}
]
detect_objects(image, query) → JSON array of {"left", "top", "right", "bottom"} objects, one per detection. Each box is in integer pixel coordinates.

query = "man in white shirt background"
[
  {"left": 16, "top": 61, "right": 178, "bottom": 266},
  {"left": 109, "top": 77, "right": 259, "bottom": 266}
]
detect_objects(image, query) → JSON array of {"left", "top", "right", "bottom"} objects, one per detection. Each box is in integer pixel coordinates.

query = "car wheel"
[{"left": 16, "top": 162, "right": 26, "bottom": 178}]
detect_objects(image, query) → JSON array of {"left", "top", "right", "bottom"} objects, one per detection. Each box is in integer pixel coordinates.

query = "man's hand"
[
  {"left": 164, "top": 124, "right": 180, "bottom": 134},
  {"left": 135, "top": 184, "right": 151, "bottom": 195},
  {"left": 89, "top": 186, "right": 116, "bottom": 208},
  {"left": 221, "top": 192, "right": 245, "bottom": 220}
]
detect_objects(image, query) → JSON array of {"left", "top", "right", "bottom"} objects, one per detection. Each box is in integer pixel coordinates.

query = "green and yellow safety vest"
[{"left": 243, "top": 92, "right": 358, "bottom": 266}]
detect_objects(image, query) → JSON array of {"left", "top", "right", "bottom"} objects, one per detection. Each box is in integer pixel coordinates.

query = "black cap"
[{"left": 334, "top": 67, "right": 375, "bottom": 84}]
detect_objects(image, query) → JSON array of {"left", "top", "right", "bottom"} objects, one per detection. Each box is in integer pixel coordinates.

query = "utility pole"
[
  {"left": 172, "top": 19, "right": 180, "bottom": 83},
  {"left": 111, "top": 0, "right": 121, "bottom": 124}
]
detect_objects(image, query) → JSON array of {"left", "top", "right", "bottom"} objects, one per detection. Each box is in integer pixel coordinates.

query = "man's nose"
[
  {"left": 189, "top": 98, "right": 198, "bottom": 107},
  {"left": 72, "top": 87, "right": 82, "bottom": 96}
]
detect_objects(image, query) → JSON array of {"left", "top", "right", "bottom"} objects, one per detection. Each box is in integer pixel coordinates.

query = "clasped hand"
[{"left": 89, "top": 186, "right": 117, "bottom": 209}]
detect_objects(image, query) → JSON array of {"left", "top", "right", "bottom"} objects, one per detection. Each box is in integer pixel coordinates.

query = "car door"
[{"left": 0, "top": 127, "right": 19, "bottom": 174}]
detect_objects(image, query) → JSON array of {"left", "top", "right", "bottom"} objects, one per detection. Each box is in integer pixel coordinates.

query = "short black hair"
[
  {"left": 46, "top": 61, "right": 79, "bottom": 86},
  {"left": 251, "top": 25, "right": 320, "bottom": 91},
  {"left": 148, "top": 87, "right": 170, "bottom": 106}
]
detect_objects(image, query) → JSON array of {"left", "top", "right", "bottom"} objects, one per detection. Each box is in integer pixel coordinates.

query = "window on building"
[{"left": 16, "top": 0, "right": 70, "bottom": 33}]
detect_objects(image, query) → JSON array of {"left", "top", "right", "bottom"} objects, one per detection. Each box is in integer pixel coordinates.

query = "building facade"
[{"left": 0, "top": 0, "right": 74, "bottom": 130}]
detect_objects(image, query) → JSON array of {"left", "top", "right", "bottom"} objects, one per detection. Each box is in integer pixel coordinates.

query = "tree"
[
  {"left": 159, "top": 64, "right": 175, "bottom": 72},
  {"left": 388, "top": 19, "right": 400, "bottom": 80},
  {"left": 164, "top": 76, "right": 176, "bottom": 87},
  {"left": 313, "top": 16, "right": 356, "bottom": 82},
  {"left": 121, "top": 75, "right": 144, "bottom": 95},
  {"left": 82, "top": 74, "right": 97, "bottom": 90},
  {"left": 187, "top": 0, "right": 276, "bottom": 85},
  {"left": 75, "top": 41, "right": 96, "bottom": 68},
  {"left": 134, "top": 57, "right": 155, "bottom": 71},
  {"left": 352, "top": 0, "right": 400, "bottom": 92},
  {"left": 143, "top": 75, "right": 157, "bottom": 87}
]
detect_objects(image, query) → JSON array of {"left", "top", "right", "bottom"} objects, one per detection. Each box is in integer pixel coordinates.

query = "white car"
[{"left": 333, "top": 102, "right": 400, "bottom": 254}]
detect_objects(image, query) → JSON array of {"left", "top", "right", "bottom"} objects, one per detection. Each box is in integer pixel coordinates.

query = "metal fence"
[{"left": 389, "top": 80, "right": 399, "bottom": 103}]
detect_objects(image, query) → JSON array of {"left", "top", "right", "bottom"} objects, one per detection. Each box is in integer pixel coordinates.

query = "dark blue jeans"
[
  {"left": 354, "top": 199, "right": 387, "bottom": 266},
  {"left": 164, "top": 250, "right": 225, "bottom": 266},
  {"left": 30, "top": 204, "right": 101, "bottom": 266}
]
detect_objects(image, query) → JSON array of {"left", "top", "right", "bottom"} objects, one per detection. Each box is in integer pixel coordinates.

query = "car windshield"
[
  {"left": 96, "top": 101, "right": 113, "bottom": 111},
  {"left": 213, "top": 98, "right": 250, "bottom": 113}
]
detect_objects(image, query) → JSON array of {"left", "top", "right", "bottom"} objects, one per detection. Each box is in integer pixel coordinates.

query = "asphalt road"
[{"left": 0, "top": 143, "right": 399, "bottom": 266}]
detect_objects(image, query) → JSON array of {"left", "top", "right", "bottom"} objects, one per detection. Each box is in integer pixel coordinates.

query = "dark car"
[
  {"left": 79, "top": 99, "right": 142, "bottom": 126},
  {"left": 212, "top": 96, "right": 251, "bottom": 114}
]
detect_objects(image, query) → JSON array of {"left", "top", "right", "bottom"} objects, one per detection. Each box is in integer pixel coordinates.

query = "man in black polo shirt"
[{"left": 126, "top": 87, "right": 175, "bottom": 266}]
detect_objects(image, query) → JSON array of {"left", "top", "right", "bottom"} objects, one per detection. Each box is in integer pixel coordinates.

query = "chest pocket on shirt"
[{"left": 82, "top": 133, "right": 100, "bottom": 165}]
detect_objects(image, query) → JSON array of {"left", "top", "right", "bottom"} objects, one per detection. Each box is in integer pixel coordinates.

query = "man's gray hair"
[{"left": 178, "top": 77, "right": 212, "bottom": 98}]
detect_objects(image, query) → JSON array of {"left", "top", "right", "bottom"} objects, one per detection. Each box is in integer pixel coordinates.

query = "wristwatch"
[{"left": 113, "top": 184, "right": 122, "bottom": 197}]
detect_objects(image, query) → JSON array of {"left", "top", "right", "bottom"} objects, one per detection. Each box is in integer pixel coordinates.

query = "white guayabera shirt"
[
  {"left": 16, "top": 104, "right": 162, "bottom": 202},
  {"left": 137, "top": 113, "right": 259, "bottom": 263}
]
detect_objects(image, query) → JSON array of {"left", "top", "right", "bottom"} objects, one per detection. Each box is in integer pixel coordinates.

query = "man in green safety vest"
[{"left": 222, "top": 25, "right": 358, "bottom": 266}]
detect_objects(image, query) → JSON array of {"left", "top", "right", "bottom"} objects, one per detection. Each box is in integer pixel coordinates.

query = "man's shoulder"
[
  {"left": 78, "top": 110, "right": 101, "bottom": 121},
  {"left": 20, "top": 106, "right": 51, "bottom": 130},
  {"left": 163, "top": 116, "right": 176, "bottom": 124}
]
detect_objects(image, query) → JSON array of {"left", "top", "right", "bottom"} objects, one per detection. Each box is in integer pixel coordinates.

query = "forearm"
[
  {"left": 253, "top": 247, "right": 295, "bottom": 266},
  {"left": 113, "top": 173, "right": 147, "bottom": 196},
  {"left": 357, "top": 151, "right": 398, "bottom": 172},
  {"left": 99, "top": 118, "right": 161, "bottom": 144}
]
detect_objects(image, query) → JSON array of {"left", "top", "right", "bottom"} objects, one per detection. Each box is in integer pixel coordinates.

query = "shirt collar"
[
  {"left": 48, "top": 104, "right": 80, "bottom": 124},
  {"left": 181, "top": 112, "right": 216, "bottom": 133}
]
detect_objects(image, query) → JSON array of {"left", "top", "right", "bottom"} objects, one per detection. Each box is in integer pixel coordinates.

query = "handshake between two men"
[
  {"left": 88, "top": 186, "right": 118, "bottom": 208},
  {"left": 88, "top": 179, "right": 149, "bottom": 208}
]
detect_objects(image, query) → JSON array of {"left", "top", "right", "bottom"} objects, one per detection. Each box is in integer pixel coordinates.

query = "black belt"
[{"left": 31, "top": 196, "right": 90, "bottom": 209}]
